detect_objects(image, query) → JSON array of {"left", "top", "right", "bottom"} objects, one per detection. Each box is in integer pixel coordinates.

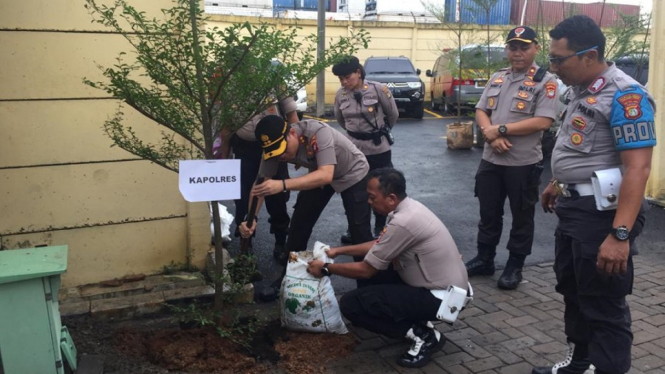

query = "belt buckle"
[{"left": 552, "top": 180, "right": 571, "bottom": 197}]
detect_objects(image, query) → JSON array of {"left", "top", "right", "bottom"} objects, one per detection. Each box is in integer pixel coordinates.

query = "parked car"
[
  {"left": 363, "top": 56, "right": 426, "bottom": 119},
  {"left": 614, "top": 53, "right": 649, "bottom": 86},
  {"left": 426, "top": 44, "right": 507, "bottom": 113},
  {"left": 293, "top": 85, "right": 307, "bottom": 120}
]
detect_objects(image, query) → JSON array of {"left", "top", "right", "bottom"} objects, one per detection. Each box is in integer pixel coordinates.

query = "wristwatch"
[
  {"left": 611, "top": 225, "right": 630, "bottom": 241},
  {"left": 321, "top": 263, "right": 331, "bottom": 277},
  {"left": 498, "top": 124, "right": 508, "bottom": 136}
]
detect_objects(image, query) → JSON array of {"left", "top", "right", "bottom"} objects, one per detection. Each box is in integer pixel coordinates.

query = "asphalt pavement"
[{"left": 221, "top": 109, "right": 665, "bottom": 296}]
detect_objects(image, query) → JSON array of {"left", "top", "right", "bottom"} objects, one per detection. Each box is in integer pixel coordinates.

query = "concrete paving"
[{"left": 327, "top": 251, "right": 665, "bottom": 374}]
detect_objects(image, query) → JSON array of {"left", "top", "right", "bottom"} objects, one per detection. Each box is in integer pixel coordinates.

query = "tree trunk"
[{"left": 188, "top": 0, "right": 225, "bottom": 318}]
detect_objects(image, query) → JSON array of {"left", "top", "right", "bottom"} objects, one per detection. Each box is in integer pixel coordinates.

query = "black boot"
[
  {"left": 532, "top": 340, "right": 595, "bottom": 374},
  {"left": 273, "top": 243, "right": 289, "bottom": 265},
  {"left": 498, "top": 253, "right": 525, "bottom": 290},
  {"left": 465, "top": 245, "right": 496, "bottom": 276},
  {"left": 257, "top": 276, "right": 284, "bottom": 302},
  {"left": 396, "top": 324, "right": 446, "bottom": 368},
  {"left": 340, "top": 229, "right": 352, "bottom": 244}
]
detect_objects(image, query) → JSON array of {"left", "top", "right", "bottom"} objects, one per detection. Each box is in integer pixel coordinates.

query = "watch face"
[
  {"left": 614, "top": 227, "right": 630, "bottom": 241},
  {"left": 499, "top": 125, "right": 507, "bottom": 134}
]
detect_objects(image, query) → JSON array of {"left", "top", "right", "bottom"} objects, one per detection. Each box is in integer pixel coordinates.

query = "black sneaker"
[
  {"left": 340, "top": 229, "right": 352, "bottom": 244},
  {"left": 396, "top": 325, "right": 446, "bottom": 368},
  {"left": 532, "top": 342, "right": 596, "bottom": 374},
  {"left": 465, "top": 255, "right": 495, "bottom": 276}
]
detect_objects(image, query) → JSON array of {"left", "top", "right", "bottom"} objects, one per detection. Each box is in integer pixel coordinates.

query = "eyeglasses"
[{"left": 548, "top": 46, "right": 598, "bottom": 66}]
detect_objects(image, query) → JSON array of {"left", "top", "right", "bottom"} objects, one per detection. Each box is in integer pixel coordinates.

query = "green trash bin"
[{"left": 0, "top": 245, "right": 77, "bottom": 374}]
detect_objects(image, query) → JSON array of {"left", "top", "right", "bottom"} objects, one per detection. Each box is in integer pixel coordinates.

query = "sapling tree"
[{"left": 84, "top": 0, "right": 369, "bottom": 317}]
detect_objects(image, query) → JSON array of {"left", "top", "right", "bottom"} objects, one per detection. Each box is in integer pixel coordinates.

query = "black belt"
[{"left": 347, "top": 130, "right": 381, "bottom": 141}]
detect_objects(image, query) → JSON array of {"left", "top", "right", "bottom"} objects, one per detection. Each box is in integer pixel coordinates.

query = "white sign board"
[{"left": 179, "top": 160, "right": 241, "bottom": 202}]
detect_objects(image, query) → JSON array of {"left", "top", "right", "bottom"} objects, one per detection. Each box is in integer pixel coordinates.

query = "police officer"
[
  {"left": 239, "top": 115, "right": 375, "bottom": 299},
  {"left": 533, "top": 16, "right": 656, "bottom": 374},
  {"left": 307, "top": 168, "right": 469, "bottom": 368},
  {"left": 465, "top": 26, "right": 558, "bottom": 290},
  {"left": 217, "top": 92, "right": 298, "bottom": 262},
  {"left": 332, "top": 56, "right": 399, "bottom": 242}
]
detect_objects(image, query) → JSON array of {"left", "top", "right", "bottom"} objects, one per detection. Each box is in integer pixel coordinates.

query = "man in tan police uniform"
[
  {"left": 465, "top": 26, "right": 558, "bottom": 290},
  {"left": 239, "top": 115, "right": 374, "bottom": 299},
  {"left": 308, "top": 168, "right": 469, "bottom": 369},
  {"left": 534, "top": 15, "right": 656, "bottom": 374}
]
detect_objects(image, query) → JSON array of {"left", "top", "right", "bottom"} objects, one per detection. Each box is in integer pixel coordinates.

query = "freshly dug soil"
[{"left": 65, "top": 314, "right": 357, "bottom": 374}]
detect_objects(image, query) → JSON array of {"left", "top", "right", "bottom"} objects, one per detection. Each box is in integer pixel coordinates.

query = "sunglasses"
[{"left": 548, "top": 46, "right": 598, "bottom": 66}]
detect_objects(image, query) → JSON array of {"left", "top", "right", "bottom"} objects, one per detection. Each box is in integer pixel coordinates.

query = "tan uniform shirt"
[
  {"left": 334, "top": 80, "right": 399, "bottom": 155},
  {"left": 259, "top": 119, "right": 369, "bottom": 192},
  {"left": 235, "top": 96, "right": 298, "bottom": 142},
  {"left": 552, "top": 63, "right": 657, "bottom": 183},
  {"left": 476, "top": 64, "right": 558, "bottom": 166},
  {"left": 364, "top": 197, "right": 469, "bottom": 290}
]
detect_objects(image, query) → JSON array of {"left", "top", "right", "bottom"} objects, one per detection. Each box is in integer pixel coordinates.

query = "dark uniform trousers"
[
  {"left": 475, "top": 159, "right": 542, "bottom": 256},
  {"left": 554, "top": 196, "right": 646, "bottom": 374},
  {"left": 286, "top": 177, "right": 374, "bottom": 254},
  {"left": 340, "top": 279, "right": 443, "bottom": 338},
  {"left": 231, "top": 135, "right": 290, "bottom": 243},
  {"left": 365, "top": 150, "right": 393, "bottom": 232}
]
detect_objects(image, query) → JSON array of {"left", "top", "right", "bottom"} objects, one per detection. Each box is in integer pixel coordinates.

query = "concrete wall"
[
  {"left": 207, "top": 15, "right": 511, "bottom": 104},
  {"left": 0, "top": 0, "right": 211, "bottom": 287}
]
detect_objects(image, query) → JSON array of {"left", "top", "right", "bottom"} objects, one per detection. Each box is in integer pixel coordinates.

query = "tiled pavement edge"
[{"left": 327, "top": 254, "right": 665, "bottom": 374}]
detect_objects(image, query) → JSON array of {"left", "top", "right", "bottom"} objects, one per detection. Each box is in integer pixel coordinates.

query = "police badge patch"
[
  {"left": 516, "top": 101, "right": 527, "bottom": 110},
  {"left": 588, "top": 77, "right": 606, "bottom": 93},
  {"left": 571, "top": 132, "right": 584, "bottom": 145},
  {"left": 546, "top": 82, "right": 557, "bottom": 99},
  {"left": 617, "top": 93, "right": 643, "bottom": 120}
]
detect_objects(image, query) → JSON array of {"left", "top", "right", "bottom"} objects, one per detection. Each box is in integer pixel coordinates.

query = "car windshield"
[
  {"left": 365, "top": 59, "right": 415, "bottom": 74},
  {"left": 458, "top": 47, "right": 507, "bottom": 69}
]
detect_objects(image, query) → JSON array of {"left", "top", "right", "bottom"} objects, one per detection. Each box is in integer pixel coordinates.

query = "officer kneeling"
[{"left": 307, "top": 168, "right": 472, "bottom": 368}]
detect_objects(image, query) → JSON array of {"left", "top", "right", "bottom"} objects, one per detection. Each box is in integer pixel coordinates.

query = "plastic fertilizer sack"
[{"left": 280, "top": 241, "right": 348, "bottom": 334}]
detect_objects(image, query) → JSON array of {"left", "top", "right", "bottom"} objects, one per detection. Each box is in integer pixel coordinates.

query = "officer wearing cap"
[
  {"left": 215, "top": 73, "right": 298, "bottom": 261},
  {"left": 332, "top": 56, "right": 399, "bottom": 242},
  {"left": 239, "top": 115, "right": 375, "bottom": 298},
  {"left": 307, "top": 168, "right": 469, "bottom": 368},
  {"left": 533, "top": 16, "right": 656, "bottom": 374},
  {"left": 465, "top": 26, "right": 558, "bottom": 290}
]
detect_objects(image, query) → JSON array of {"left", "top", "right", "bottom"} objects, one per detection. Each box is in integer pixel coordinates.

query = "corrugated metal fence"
[
  {"left": 510, "top": 0, "right": 640, "bottom": 28},
  {"left": 445, "top": 0, "right": 512, "bottom": 25}
]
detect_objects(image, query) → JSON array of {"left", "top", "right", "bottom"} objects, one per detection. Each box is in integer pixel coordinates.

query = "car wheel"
[
  {"left": 412, "top": 103, "right": 424, "bottom": 119},
  {"left": 442, "top": 99, "right": 451, "bottom": 114},
  {"left": 430, "top": 93, "right": 438, "bottom": 111}
]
